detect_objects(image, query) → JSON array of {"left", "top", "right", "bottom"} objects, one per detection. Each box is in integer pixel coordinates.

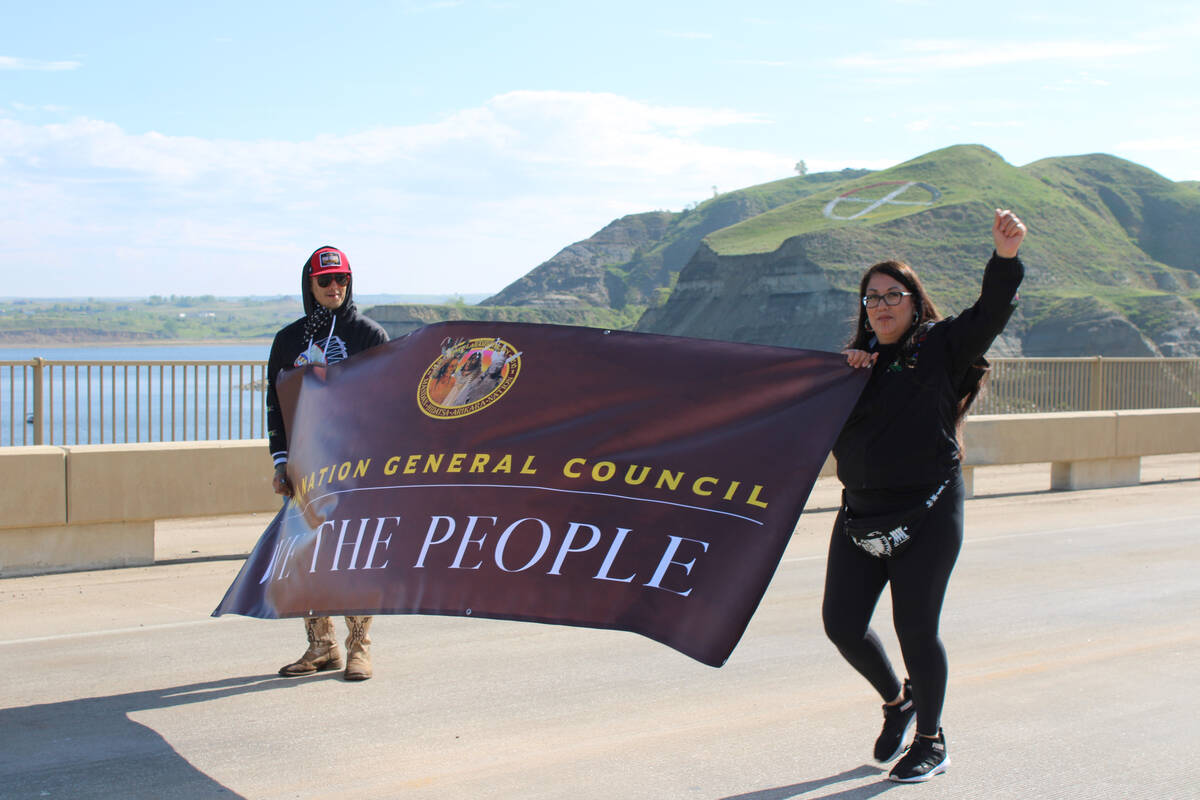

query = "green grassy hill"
[
  {"left": 628, "top": 145, "right": 1200, "bottom": 355},
  {"left": 476, "top": 167, "right": 870, "bottom": 312},
  {"left": 1022, "top": 153, "right": 1200, "bottom": 274},
  {"left": 375, "top": 145, "right": 1199, "bottom": 356},
  {"left": 706, "top": 145, "right": 1188, "bottom": 287},
  {"left": 615, "top": 168, "right": 872, "bottom": 306},
  {"left": 704, "top": 146, "right": 1046, "bottom": 253}
]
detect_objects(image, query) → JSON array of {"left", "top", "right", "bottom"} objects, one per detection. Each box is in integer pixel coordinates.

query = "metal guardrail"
[
  {"left": 2, "top": 359, "right": 269, "bottom": 447},
  {"left": 3, "top": 356, "right": 1199, "bottom": 447},
  {"left": 974, "top": 357, "right": 1200, "bottom": 415}
]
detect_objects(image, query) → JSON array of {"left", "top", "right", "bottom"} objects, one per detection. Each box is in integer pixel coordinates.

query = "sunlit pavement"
[{"left": 2, "top": 455, "right": 1197, "bottom": 800}]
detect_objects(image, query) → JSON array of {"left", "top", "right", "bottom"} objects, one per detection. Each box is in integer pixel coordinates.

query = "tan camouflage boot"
[
  {"left": 278, "top": 616, "right": 343, "bottom": 677},
  {"left": 343, "top": 615, "right": 373, "bottom": 681}
]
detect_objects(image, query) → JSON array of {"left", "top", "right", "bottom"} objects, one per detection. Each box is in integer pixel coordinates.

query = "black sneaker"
[
  {"left": 888, "top": 728, "right": 949, "bottom": 783},
  {"left": 873, "top": 680, "right": 915, "bottom": 763}
]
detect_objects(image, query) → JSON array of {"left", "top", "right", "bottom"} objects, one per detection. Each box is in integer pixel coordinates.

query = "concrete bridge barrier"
[
  {"left": 962, "top": 408, "right": 1200, "bottom": 492},
  {"left": 2, "top": 441, "right": 276, "bottom": 577},
  {"left": 3, "top": 409, "right": 1198, "bottom": 577}
]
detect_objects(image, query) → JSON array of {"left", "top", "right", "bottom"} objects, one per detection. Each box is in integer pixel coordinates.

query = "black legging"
[{"left": 822, "top": 474, "right": 965, "bottom": 736}]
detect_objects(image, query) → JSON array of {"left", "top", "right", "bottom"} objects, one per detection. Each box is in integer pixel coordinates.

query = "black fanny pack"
[{"left": 840, "top": 478, "right": 951, "bottom": 558}]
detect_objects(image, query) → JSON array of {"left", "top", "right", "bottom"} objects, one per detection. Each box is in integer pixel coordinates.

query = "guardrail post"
[
  {"left": 1090, "top": 356, "right": 1104, "bottom": 411},
  {"left": 31, "top": 358, "right": 45, "bottom": 445}
]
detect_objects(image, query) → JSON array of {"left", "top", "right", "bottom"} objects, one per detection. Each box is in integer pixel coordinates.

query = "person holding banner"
[
  {"left": 824, "top": 209, "right": 1026, "bottom": 782},
  {"left": 266, "top": 245, "right": 389, "bottom": 681}
]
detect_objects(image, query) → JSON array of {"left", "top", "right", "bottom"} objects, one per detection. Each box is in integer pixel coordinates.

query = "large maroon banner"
[{"left": 214, "top": 322, "right": 866, "bottom": 666}]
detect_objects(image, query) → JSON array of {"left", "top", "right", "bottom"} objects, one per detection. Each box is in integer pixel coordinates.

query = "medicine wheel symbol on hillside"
[{"left": 823, "top": 181, "right": 942, "bottom": 220}]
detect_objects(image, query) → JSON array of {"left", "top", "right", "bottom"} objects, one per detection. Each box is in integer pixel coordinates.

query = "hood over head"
[{"left": 301, "top": 245, "right": 355, "bottom": 316}]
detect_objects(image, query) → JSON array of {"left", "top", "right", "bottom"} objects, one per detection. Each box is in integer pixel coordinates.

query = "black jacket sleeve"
[
  {"left": 943, "top": 252, "right": 1023, "bottom": 376},
  {"left": 265, "top": 323, "right": 299, "bottom": 466}
]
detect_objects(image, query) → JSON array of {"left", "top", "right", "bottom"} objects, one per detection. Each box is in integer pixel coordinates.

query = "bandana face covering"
[
  {"left": 295, "top": 305, "right": 336, "bottom": 366},
  {"left": 302, "top": 304, "right": 334, "bottom": 346}
]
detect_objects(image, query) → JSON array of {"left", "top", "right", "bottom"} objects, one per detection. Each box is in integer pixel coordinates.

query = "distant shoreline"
[{"left": 1, "top": 337, "right": 274, "bottom": 348}]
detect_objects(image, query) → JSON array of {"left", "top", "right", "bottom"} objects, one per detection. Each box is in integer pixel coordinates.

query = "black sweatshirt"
[
  {"left": 266, "top": 305, "right": 388, "bottom": 466},
  {"left": 832, "top": 254, "right": 1023, "bottom": 491}
]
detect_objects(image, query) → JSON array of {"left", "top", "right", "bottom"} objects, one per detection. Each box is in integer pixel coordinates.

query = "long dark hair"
[
  {"left": 847, "top": 259, "right": 990, "bottom": 442},
  {"left": 846, "top": 260, "right": 941, "bottom": 351}
]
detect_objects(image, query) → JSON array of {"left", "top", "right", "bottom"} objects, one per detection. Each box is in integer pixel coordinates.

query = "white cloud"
[
  {"left": 849, "top": 75, "right": 920, "bottom": 88},
  {"left": 1041, "top": 71, "right": 1113, "bottom": 92},
  {"left": 1108, "top": 137, "right": 1200, "bottom": 182},
  {"left": 725, "top": 59, "right": 792, "bottom": 67},
  {"left": 1130, "top": 14, "right": 1200, "bottom": 44},
  {"left": 0, "top": 55, "right": 81, "bottom": 71},
  {"left": 12, "top": 102, "right": 69, "bottom": 113},
  {"left": 402, "top": 0, "right": 465, "bottom": 11},
  {"left": 482, "top": 91, "right": 775, "bottom": 163},
  {"left": 837, "top": 39, "right": 1159, "bottom": 72},
  {"left": 0, "top": 91, "right": 796, "bottom": 296},
  {"left": 1116, "top": 135, "right": 1200, "bottom": 153}
]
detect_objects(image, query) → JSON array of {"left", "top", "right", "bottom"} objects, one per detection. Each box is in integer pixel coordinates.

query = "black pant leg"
[
  {"left": 887, "top": 476, "right": 965, "bottom": 735},
  {"left": 822, "top": 508, "right": 904, "bottom": 702}
]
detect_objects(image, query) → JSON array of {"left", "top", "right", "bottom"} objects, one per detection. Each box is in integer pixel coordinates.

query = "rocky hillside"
[
  {"left": 367, "top": 169, "right": 867, "bottom": 338},
  {"left": 638, "top": 146, "right": 1200, "bottom": 356},
  {"left": 369, "top": 146, "right": 1200, "bottom": 356},
  {"left": 365, "top": 302, "right": 634, "bottom": 339},
  {"left": 480, "top": 168, "right": 870, "bottom": 312}
]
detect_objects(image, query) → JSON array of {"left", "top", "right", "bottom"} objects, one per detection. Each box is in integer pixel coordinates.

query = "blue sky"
[{"left": 3, "top": 0, "right": 1198, "bottom": 297}]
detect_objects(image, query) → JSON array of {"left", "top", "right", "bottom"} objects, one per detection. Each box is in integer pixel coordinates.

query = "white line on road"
[{"left": 0, "top": 616, "right": 255, "bottom": 647}]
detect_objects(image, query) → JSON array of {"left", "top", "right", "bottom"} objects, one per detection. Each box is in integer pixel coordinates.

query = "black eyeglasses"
[
  {"left": 862, "top": 290, "right": 912, "bottom": 308},
  {"left": 315, "top": 273, "right": 350, "bottom": 288}
]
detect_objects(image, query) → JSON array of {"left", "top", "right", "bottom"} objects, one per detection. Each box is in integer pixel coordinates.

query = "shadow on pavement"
[
  {"left": 0, "top": 673, "right": 329, "bottom": 799},
  {"left": 719, "top": 764, "right": 898, "bottom": 799}
]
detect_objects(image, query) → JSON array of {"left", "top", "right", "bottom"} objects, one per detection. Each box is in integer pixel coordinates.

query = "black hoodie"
[
  {"left": 266, "top": 247, "right": 389, "bottom": 466},
  {"left": 832, "top": 253, "right": 1022, "bottom": 491}
]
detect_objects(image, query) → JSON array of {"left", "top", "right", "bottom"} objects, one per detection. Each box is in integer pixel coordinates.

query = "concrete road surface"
[{"left": 2, "top": 457, "right": 1198, "bottom": 800}]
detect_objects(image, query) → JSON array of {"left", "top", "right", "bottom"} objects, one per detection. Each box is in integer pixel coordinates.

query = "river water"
[
  {"left": 0, "top": 342, "right": 271, "bottom": 362},
  {"left": 1, "top": 342, "right": 274, "bottom": 447}
]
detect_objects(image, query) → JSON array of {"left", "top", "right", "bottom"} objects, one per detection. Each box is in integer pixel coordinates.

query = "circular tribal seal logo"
[{"left": 417, "top": 335, "right": 522, "bottom": 419}]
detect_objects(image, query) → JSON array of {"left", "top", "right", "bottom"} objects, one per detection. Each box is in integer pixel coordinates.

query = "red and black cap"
[{"left": 308, "top": 246, "right": 351, "bottom": 276}]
